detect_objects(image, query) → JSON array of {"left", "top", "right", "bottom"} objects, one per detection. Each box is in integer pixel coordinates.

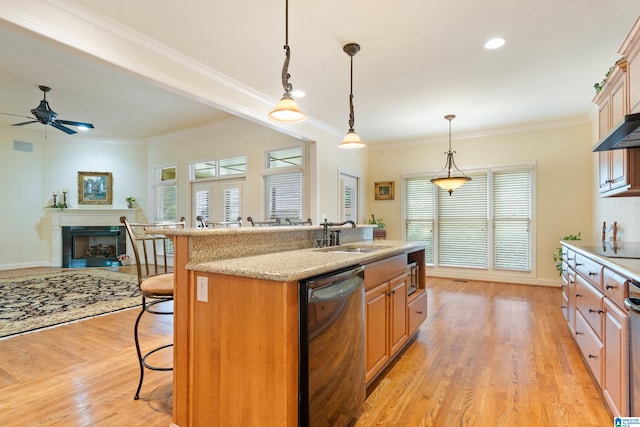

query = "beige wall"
[{"left": 368, "top": 121, "right": 594, "bottom": 285}]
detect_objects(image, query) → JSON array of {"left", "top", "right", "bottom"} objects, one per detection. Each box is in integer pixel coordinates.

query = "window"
[
  {"left": 263, "top": 146, "right": 304, "bottom": 220},
  {"left": 404, "top": 165, "right": 533, "bottom": 272},
  {"left": 154, "top": 165, "right": 177, "bottom": 222},
  {"left": 153, "top": 164, "right": 178, "bottom": 255},
  {"left": 340, "top": 173, "right": 359, "bottom": 222}
]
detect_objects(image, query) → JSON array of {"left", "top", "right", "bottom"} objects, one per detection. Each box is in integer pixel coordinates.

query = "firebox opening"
[{"left": 62, "top": 226, "right": 125, "bottom": 268}]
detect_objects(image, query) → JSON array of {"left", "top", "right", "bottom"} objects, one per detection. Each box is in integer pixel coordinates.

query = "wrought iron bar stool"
[{"left": 120, "top": 215, "right": 185, "bottom": 400}]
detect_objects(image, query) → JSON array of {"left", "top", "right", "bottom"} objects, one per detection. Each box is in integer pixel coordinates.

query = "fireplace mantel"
[{"left": 50, "top": 209, "right": 133, "bottom": 267}]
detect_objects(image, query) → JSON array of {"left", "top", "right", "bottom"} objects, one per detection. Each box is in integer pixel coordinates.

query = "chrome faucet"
[{"left": 319, "top": 219, "right": 357, "bottom": 247}]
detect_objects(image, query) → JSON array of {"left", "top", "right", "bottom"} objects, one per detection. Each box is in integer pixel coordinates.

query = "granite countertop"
[
  {"left": 561, "top": 241, "right": 640, "bottom": 283},
  {"left": 186, "top": 240, "right": 425, "bottom": 282}
]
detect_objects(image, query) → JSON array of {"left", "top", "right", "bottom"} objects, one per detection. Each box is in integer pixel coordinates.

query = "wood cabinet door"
[
  {"left": 389, "top": 274, "right": 409, "bottom": 355},
  {"left": 365, "top": 281, "right": 389, "bottom": 383},
  {"left": 603, "top": 297, "right": 630, "bottom": 417}
]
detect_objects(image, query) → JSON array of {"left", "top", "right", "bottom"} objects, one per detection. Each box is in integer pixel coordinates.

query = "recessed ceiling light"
[
  {"left": 484, "top": 37, "right": 506, "bottom": 50},
  {"left": 292, "top": 89, "right": 305, "bottom": 98}
]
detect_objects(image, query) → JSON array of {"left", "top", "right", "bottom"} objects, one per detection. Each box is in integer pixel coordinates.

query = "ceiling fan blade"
[
  {"left": 57, "top": 119, "right": 95, "bottom": 129},
  {"left": 51, "top": 121, "right": 77, "bottom": 134},
  {"left": 0, "top": 112, "right": 34, "bottom": 120},
  {"left": 11, "top": 120, "right": 38, "bottom": 126}
]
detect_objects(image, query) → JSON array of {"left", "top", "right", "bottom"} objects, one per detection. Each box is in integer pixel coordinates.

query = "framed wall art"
[
  {"left": 78, "top": 171, "right": 113, "bottom": 205},
  {"left": 374, "top": 181, "right": 394, "bottom": 200}
]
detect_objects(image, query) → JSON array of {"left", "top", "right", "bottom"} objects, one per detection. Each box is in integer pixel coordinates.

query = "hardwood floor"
[{"left": 0, "top": 271, "right": 612, "bottom": 426}]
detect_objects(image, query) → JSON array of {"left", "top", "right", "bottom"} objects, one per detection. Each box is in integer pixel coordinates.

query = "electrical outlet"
[{"left": 196, "top": 276, "right": 208, "bottom": 302}]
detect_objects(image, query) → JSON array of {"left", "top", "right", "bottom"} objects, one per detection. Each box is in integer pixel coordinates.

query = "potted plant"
[
  {"left": 126, "top": 196, "right": 136, "bottom": 209},
  {"left": 553, "top": 232, "right": 581, "bottom": 275},
  {"left": 369, "top": 214, "right": 386, "bottom": 240}
]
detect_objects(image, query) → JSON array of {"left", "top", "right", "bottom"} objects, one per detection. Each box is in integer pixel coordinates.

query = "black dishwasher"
[{"left": 298, "top": 265, "right": 366, "bottom": 427}]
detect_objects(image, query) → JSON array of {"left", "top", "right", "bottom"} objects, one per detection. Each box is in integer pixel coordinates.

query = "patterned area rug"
[{"left": 0, "top": 269, "right": 140, "bottom": 339}]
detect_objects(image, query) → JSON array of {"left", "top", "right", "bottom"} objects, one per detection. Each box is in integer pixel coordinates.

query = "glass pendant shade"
[
  {"left": 339, "top": 129, "right": 365, "bottom": 149},
  {"left": 269, "top": 93, "right": 306, "bottom": 123}
]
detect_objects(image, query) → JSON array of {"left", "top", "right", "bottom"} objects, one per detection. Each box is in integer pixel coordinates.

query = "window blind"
[
  {"left": 264, "top": 172, "right": 303, "bottom": 219},
  {"left": 437, "top": 173, "right": 488, "bottom": 268},
  {"left": 404, "top": 166, "right": 533, "bottom": 272},
  {"left": 493, "top": 169, "right": 531, "bottom": 271}
]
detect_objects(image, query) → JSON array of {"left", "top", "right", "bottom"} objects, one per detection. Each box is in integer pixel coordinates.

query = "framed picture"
[
  {"left": 78, "top": 171, "right": 113, "bottom": 205},
  {"left": 374, "top": 181, "right": 394, "bottom": 200}
]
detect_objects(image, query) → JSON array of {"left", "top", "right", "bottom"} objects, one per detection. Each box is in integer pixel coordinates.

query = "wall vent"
[{"left": 13, "top": 140, "right": 33, "bottom": 153}]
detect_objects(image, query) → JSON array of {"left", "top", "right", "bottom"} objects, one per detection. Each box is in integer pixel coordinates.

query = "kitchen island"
[{"left": 155, "top": 226, "right": 427, "bottom": 427}]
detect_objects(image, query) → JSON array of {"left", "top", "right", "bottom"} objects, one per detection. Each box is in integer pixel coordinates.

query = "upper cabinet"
[{"left": 593, "top": 17, "right": 640, "bottom": 197}]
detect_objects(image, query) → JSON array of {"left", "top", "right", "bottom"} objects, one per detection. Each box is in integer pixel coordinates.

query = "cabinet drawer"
[
  {"left": 562, "top": 247, "right": 576, "bottom": 266},
  {"left": 575, "top": 275, "right": 604, "bottom": 340},
  {"left": 575, "top": 310, "right": 603, "bottom": 387},
  {"left": 364, "top": 254, "right": 406, "bottom": 290},
  {"left": 574, "top": 253, "right": 603, "bottom": 289},
  {"left": 407, "top": 291, "right": 427, "bottom": 336},
  {"left": 603, "top": 268, "right": 628, "bottom": 309},
  {"left": 561, "top": 290, "right": 570, "bottom": 324}
]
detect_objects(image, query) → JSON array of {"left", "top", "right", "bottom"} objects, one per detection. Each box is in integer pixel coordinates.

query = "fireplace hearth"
[{"left": 62, "top": 226, "right": 126, "bottom": 268}]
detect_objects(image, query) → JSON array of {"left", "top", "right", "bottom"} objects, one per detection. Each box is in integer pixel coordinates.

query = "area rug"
[{"left": 0, "top": 269, "right": 141, "bottom": 339}]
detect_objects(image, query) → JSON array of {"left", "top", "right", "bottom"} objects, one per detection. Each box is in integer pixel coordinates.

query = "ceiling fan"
[{"left": 1, "top": 85, "right": 95, "bottom": 134}]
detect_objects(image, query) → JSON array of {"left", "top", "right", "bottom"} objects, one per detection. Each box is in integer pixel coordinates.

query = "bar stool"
[{"left": 120, "top": 215, "right": 185, "bottom": 400}]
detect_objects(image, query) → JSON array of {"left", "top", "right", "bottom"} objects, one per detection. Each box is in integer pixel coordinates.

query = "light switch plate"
[{"left": 196, "top": 276, "right": 208, "bottom": 302}]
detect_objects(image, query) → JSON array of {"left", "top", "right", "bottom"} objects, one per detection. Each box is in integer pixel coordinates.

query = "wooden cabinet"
[
  {"left": 365, "top": 273, "right": 409, "bottom": 383},
  {"left": 364, "top": 250, "right": 427, "bottom": 384},
  {"left": 603, "top": 297, "right": 630, "bottom": 417},
  {"left": 560, "top": 242, "right": 631, "bottom": 417},
  {"left": 594, "top": 18, "right": 640, "bottom": 197}
]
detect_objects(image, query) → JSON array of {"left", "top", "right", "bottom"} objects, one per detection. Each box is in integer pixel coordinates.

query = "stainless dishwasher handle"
[
  {"left": 625, "top": 297, "right": 640, "bottom": 314},
  {"left": 309, "top": 275, "right": 363, "bottom": 303}
]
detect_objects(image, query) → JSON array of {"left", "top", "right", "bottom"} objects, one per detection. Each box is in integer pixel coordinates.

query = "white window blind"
[
  {"left": 404, "top": 166, "right": 533, "bottom": 272},
  {"left": 223, "top": 186, "right": 241, "bottom": 221},
  {"left": 437, "top": 173, "right": 488, "bottom": 268},
  {"left": 493, "top": 169, "right": 531, "bottom": 271},
  {"left": 264, "top": 172, "right": 303, "bottom": 219},
  {"left": 154, "top": 185, "right": 177, "bottom": 222},
  {"left": 194, "top": 189, "right": 210, "bottom": 225},
  {"left": 405, "top": 177, "right": 435, "bottom": 264}
]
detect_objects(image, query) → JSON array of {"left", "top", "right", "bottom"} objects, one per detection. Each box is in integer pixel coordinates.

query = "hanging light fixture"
[
  {"left": 268, "top": 0, "right": 306, "bottom": 123},
  {"left": 338, "top": 43, "right": 365, "bottom": 149},
  {"left": 431, "top": 114, "right": 471, "bottom": 195}
]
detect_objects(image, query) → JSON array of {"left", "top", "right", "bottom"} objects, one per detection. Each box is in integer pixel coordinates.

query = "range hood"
[{"left": 593, "top": 112, "right": 640, "bottom": 151}]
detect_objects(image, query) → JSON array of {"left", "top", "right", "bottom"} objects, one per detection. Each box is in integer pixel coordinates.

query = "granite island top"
[
  {"left": 562, "top": 241, "right": 640, "bottom": 283},
  {"left": 186, "top": 240, "right": 425, "bottom": 282}
]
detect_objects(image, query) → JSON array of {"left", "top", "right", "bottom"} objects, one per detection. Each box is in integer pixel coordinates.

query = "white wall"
[
  {"left": 368, "top": 121, "right": 594, "bottom": 285},
  {"left": 0, "top": 128, "right": 148, "bottom": 269}
]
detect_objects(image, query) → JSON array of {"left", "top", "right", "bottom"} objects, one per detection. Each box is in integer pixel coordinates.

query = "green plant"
[
  {"left": 369, "top": 214, "right": 385, "bottom": 229},
  {"left": 594, "top": 65, "right": 615, "bottom": 94},
  {"left": 126, "top": 196, "right": 136, "bottom": 203},
  {"left": 553, "top": 232, "right": 581, "bottom": 275}
]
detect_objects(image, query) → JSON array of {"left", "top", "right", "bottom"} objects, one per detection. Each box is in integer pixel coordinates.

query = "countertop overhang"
[
  {"left": 186, "top": 240, "right": 425, "bottom": 282},
  {"left": 561, "top": 241, "right": 640, "bottom": 283}
]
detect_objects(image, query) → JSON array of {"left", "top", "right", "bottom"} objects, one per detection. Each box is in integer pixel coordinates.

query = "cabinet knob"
[
  {"left": 605, "top": 284, "right": 615, "bottom": 290},
  {"left": 588, "top": 271, "right": 597, "bottom": 277},
  {"left": 576, "top": 262, "right": 583, "bottom": 266},
  {"left": 588, "top": 308, "right": 604, "bottom": 314},
  {"left": 561, "top": 305, "right": 567, "bottom": 309},
  {"left": 588, "top": 354, "right": 598, "bottom": 359},
  {"left": 416, "top": 310, "right": 423, "bottom": 315},
  {"left": 576, "top": 293, "right": 582, "bottom": 298},
  {"left": 575, "top": 331, "right": 583, "bottom": 336}
]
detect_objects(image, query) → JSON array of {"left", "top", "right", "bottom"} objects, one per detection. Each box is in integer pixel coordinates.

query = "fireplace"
[{"left": 61, "top": 226, "right": 126, "bottom": 268}]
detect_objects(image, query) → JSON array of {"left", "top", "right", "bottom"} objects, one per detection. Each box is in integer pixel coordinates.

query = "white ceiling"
[{"left": 0, "top": 2, "right": 638, "bottom": 144}]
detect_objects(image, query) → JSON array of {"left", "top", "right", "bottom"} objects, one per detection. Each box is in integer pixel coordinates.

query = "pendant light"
[
  {"left": 339, "top": 43, "right": 366, "bottom": 149},
  {"left": 268, "top": 0, "right": 306, "bottom": 123},
  {"left": 431, "top": 114, "right": 471, "bottom": 195}
]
